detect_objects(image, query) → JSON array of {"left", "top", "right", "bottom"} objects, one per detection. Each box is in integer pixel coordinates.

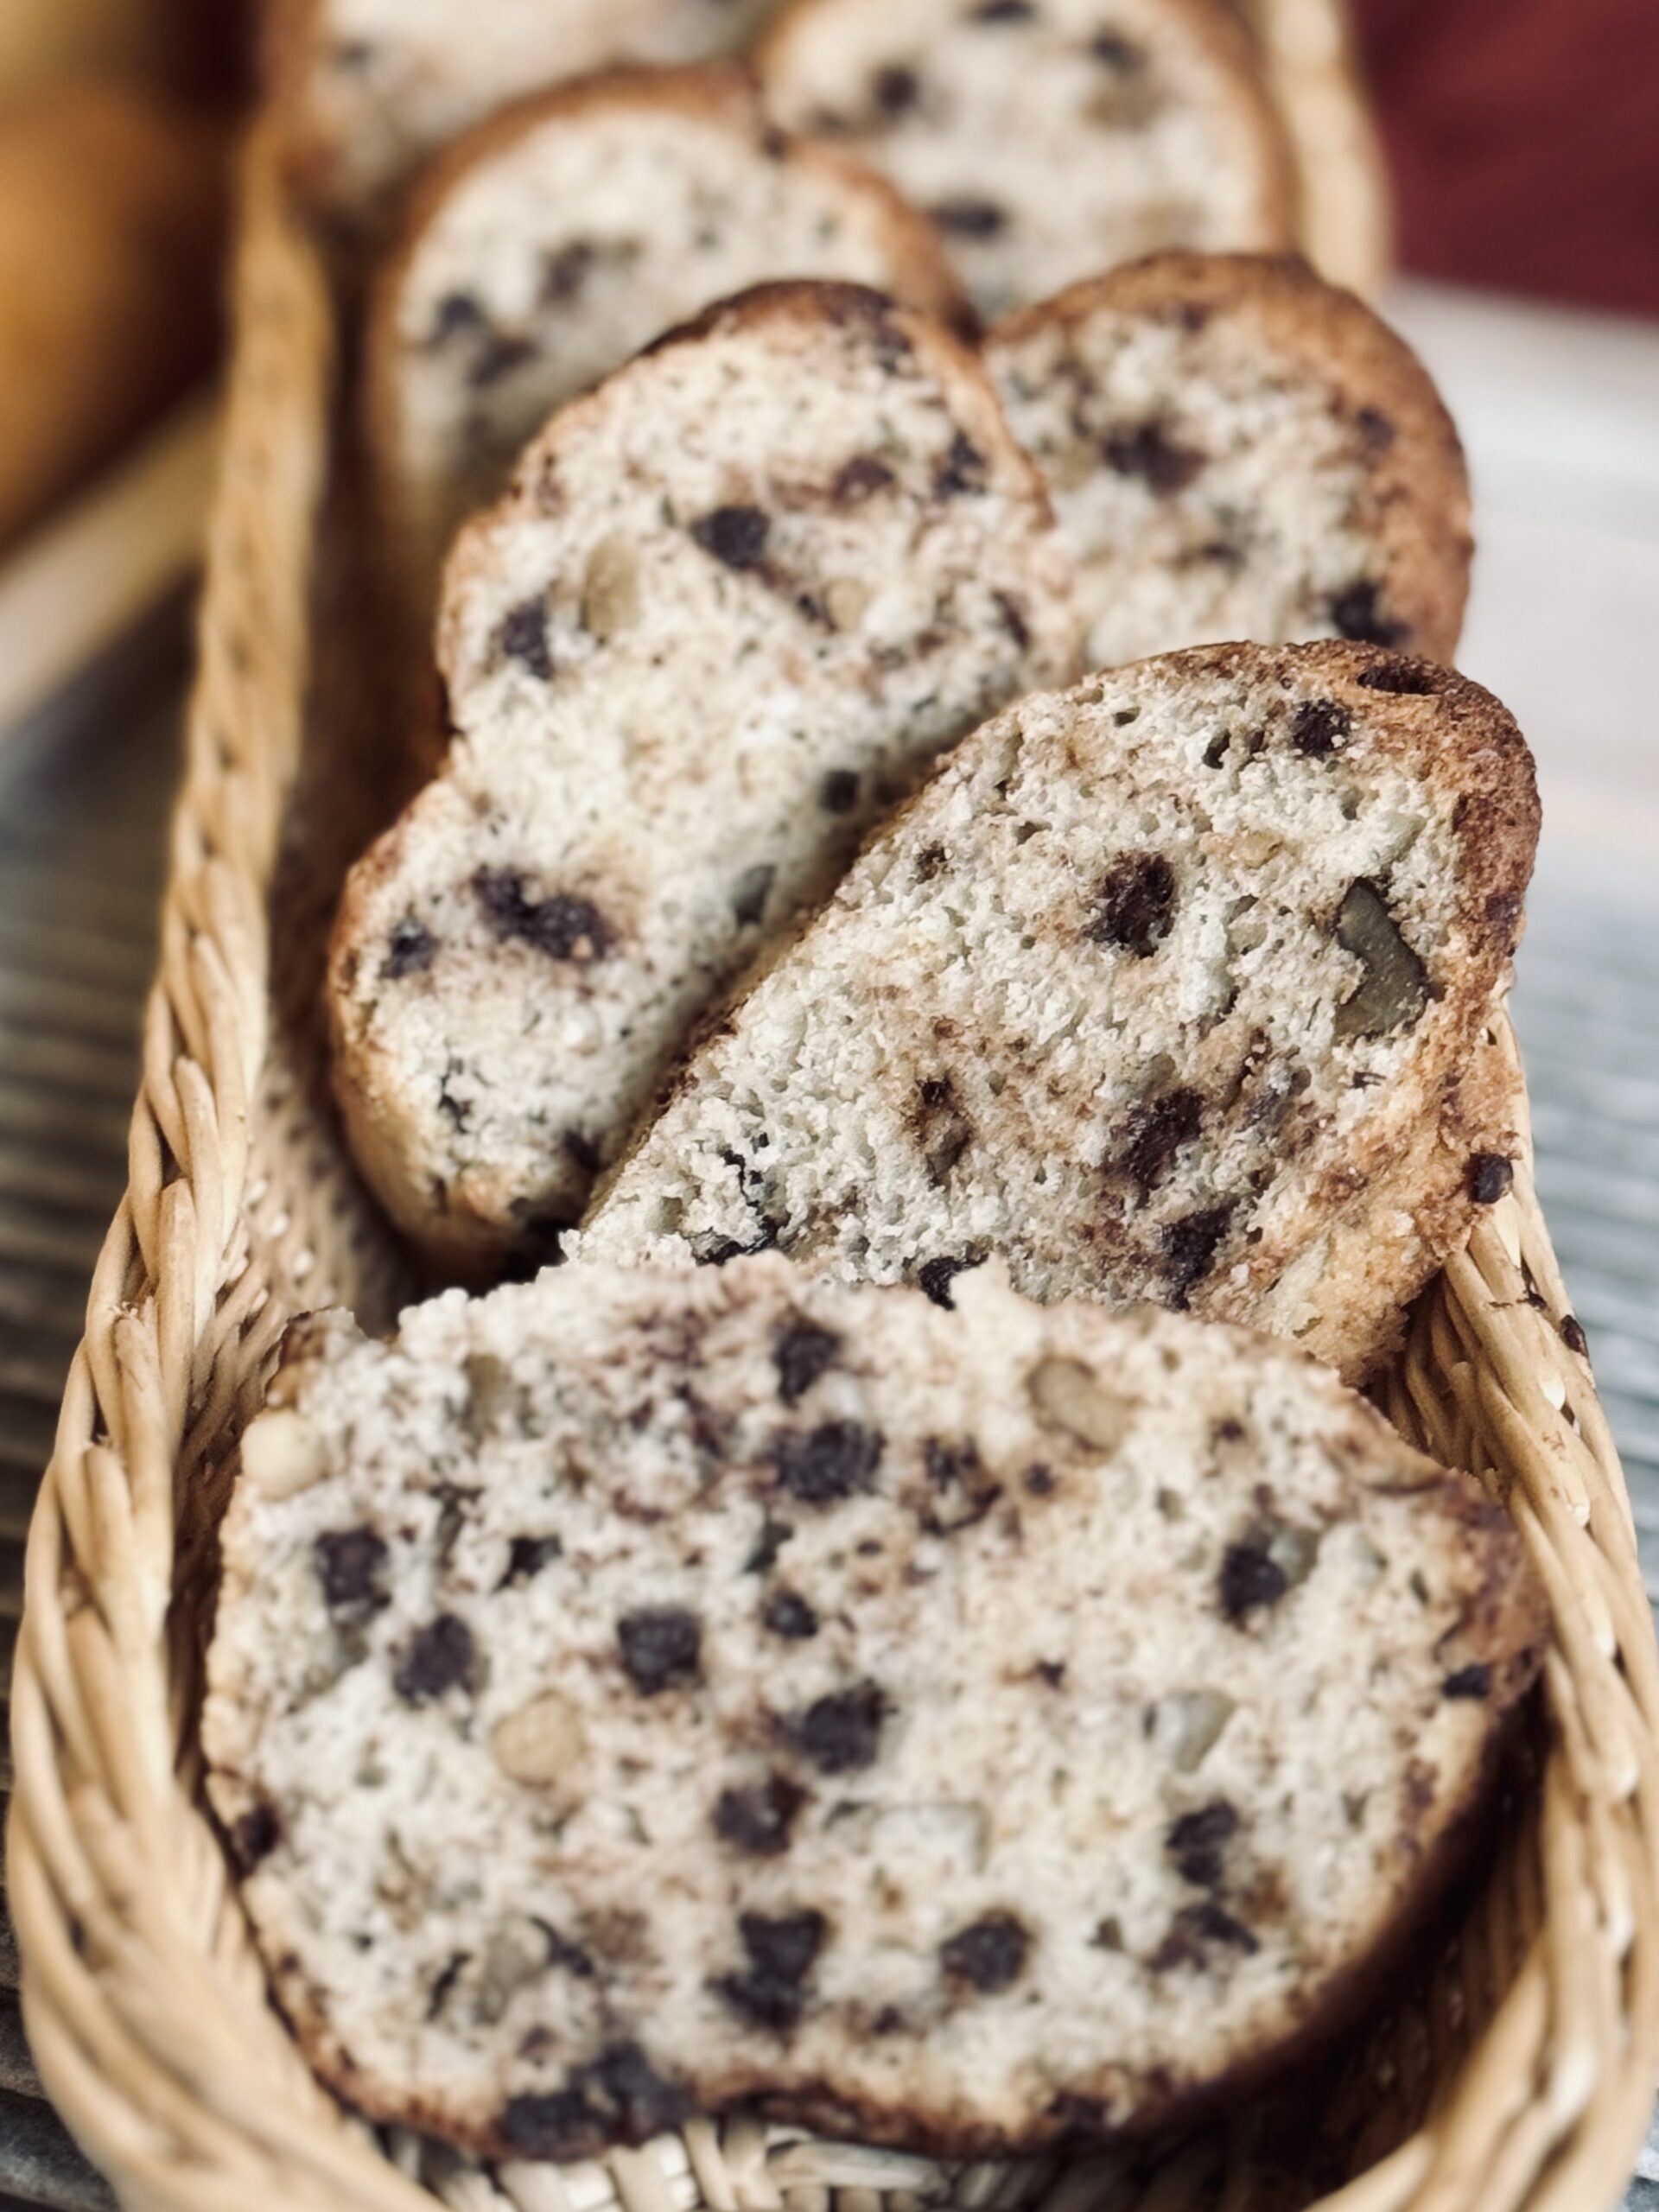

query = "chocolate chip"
[
  {"left": 715, "top": 1772, "right": 807, "bottom": 1855},
  {"left": 499, "top": 1534, "right": 562, "bottom": 1588},
  {"left": 872, "top": 63, "right": 919, "bottom": 112},
  {"left": 1357, "top": 404, "right": 1396, "bottom": 452},
  {"left": 1161, "top": 1203, "right": 1234, "bottom": 1306},
  {"left": 774, "top": 1319, "right": 842, "bottom": 1405},
  {"left": 1443, "top": 1663, "right": 1492, "bottom": 1699},
  {"left": 1332, "top": 880, "right": 1428, "bottom": 1039},
  {"left": 1090, "top": 27, "right": 1146, "bottom": 67},
  {"left": 539, "top": 1923, "right": 596, "bottom": 1978},
  {"left": 763, "top": 1590, "right": 820, "bottom": 1640},
  {"left": 1330, "top": 580, "right": 1407, "bottom": 646},
  {"left": 1151, "top": 1900, "right": 1259, "bottom": 1968},
  {"left": 994, "top": 589, "right": 1030, "bottom": 649},
  {"left": 1087, "top": 851, "right": 1176, "bottom": 955},
  {"left": 469, "top": 334, "right": 537, "bottom": 390},
  {"left": 745, "top": 1516, "right": 794, "bottom": 1574},
  {"left": 1024, "top": 1463, "right": 1055, "bottom": 1495},
  {"left": 773, "top": 1421, "right": 883, "bottom": 1503},
  {"left": 940, "top": 1911, "right": 1029, "bottom": 1991},
  {"left": 499, "top": 2088, "right": 600, "bottom": 2159},
  {"left": 1116, "top": 1087, "right": 1204, "bottom": 1193},
  {"left": 382, "top": 919, "right": 435, "bottom": 981},
  {"left": 499, "top": 601, "right": 553, "bottom": 679},
  {"left": 1356, "top": 658, "right": 1438, "bottom": 695},
  {"left": 730, "top": 863, "right": 775, "bottom": 925},
  {"left": 793, "top": 1680, "right": 886, "bottom": 1771},
  {"left": 690, "top": 505, "right": 771, "bottom": 570},
  {"left": 972, "top": 0, "right": 1035, "bottom": 16},
  {"left": 426, "top": 1950, "right": 467, "bottom": 2018},
  {"left": 834, "top": 453, "right": 897, "bottom": 504},
  {"left": 1219, "top": 1541, "right": 1288, "bottom": 1624},
  {"left": 589, "top": 2044, "right": 687, "bottom": 2143},
  {"left": 1289, "top": 699, "right": 1352, "bottom": 756},
  {"left": 618, "top": 1607, "right": 702, "bottom": 1694},
  {"left": 1103, "top": 421, "right": 1205, "bottom": 493},
  {"left": 1561, "top": 1314, "right": 1590, "bottom": 1357},
  {"left": 542, "top": 239, "right": 596, "bottom": 303},
  {"left": 314, "top": 1526, "right": 389, "bottom": 1615},
  {"left": 820, "top": 768, "right": 860, "bottom": 813},
  {"left": 428, "top": 290, "right": 484, "bottom": 345},
  {"left": 499, "top": 2041, "right": 688, "bottom": 2158},
  {"left": 473, "top": 870, "right": 612, "bottom": 962},
  {"left": 1166, "top": 1801, "right": 1238, "bottom": 1887},
  {"left": 229, "top": 1801, "right": 281, "bottom": 1871},
  {"left": 918, "top": 1253, "right": 984, "bottom": 1308},
  {"left": 924, "top": 1435, "right": 982, "bottom": 1488},
  {"left": 930, "top": 198, "right": 1007, "bottom": 239},
  {"left": 698, "top": 1221, "right": 781, "bottom": 1266},
  {"left": 716, "top": 1909, "right": 827, "bottom": 2029},
  {"left": 1467, "top": 1153, "right": 1514, "bottom": 1205},
  {"left": 394, "top": 1614, "right": 475, "bottom": 1704},
  {"left": 934, "top": 429, "right": 989, "bottom": 498}
]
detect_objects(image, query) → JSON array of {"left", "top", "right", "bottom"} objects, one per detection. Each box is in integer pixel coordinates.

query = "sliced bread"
[
  {"left": 758, "top": 0, "right": 1298, "bottom": 321},
  {"left": 368, "top": 64, "right": 967, "bottom": 603},
  {"left": 205, "top": 1254, "right": 1543, "bottom": 2160},
  {"left": 278, "top": 0, "right": 781, "bottom": 217},
  {"left": 985, "top": 252, "right": 1471, "bottom": 671},
  {"left": 578, "top": 642, "right": 1540, "bottom": 1382},
  {"left": 328, "top": 282, "right": 1077, "bottom": 1277}
]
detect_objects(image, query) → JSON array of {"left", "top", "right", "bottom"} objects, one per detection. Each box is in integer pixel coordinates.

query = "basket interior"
[
  {"left": 17, "top": 138, "right": 1655, "bottom": 2212},
  {"left": 181, "top": 266, "right": 1569, "bottom": 2212}
]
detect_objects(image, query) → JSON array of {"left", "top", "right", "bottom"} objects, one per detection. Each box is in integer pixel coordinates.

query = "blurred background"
[{"left": 0, "top": 1, "right": 1653, "bottom": 2206}]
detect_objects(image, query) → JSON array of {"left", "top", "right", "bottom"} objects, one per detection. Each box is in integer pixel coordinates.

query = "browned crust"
[
  {"left": 224, "top": 1392, "right": 1546, "bottom": 2163},
  {"left": 989, "top": 251, "right": 1472, "bottom": 663},
  {"left": 364, "top": 61, "right": 971, "bottom": 617},
  {"left": 756, "top": 0, "right": 1301, "bottom": 257}
]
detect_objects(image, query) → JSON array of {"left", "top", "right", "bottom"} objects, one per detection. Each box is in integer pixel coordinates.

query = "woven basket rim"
[{"left": 8, "top": 92, "right": 1659, "bottom": 2212}]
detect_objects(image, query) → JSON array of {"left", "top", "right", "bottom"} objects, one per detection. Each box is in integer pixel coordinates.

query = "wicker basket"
[{"left": 10, "top": 87, "right": 1659, "bottom": 2212}]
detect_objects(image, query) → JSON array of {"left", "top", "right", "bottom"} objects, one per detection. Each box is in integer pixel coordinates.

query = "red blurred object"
[{"left": 1351, "top": 0, "right": 1659, "bottom": 319}]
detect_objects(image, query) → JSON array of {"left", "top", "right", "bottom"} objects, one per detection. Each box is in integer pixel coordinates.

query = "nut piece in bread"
[
  {"left": 759, "top": 0, "right": 1298, "bottom": 321},
  {"left": 369, "top": 63, "right": 968, "bottom": 607},
  {"left": 580, "top": 642, "right": 1539, "bottom": 1382},
  {"left": 206, "top": 1255, "right": 1544, "bottom": 2161},
  {"left": 988, "top": 252, "right": 1471, "bottom": 671},
  {"left": 329, "top": 282, "right": 1077, "bottom": 1277}
]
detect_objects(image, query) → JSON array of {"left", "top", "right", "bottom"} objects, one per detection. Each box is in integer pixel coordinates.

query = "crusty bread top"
[
  {"left": 330, "top": 280, "right": 1077, "bottom": 1277},
  {"left": 207, "top": 1255, "right": 1543, "bottom": 2161},
  {"left": 367, "top": 62, "right": 969, "bottom": 598},
  {"left": 987, "top": 251, "right": 1471, "bottom": 670},
  {"left": 578, "top": 641, "right": 1539, "bottom": 1381},
  {"left": 276, "top": 0, "right": 780, "bottom": 216},
  {"left": 758, "top": 0, "right": 1298, "bottom": 319}
]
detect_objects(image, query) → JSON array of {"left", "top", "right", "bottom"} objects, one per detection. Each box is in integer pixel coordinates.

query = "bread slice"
[
  {"left": 757, "top": 0, "right": 1298, "bottom": 321},
  {"left": 368, "top": 64, "right": 968, "bottom": 607},
  {"left": 328, "top": 282, "right": 1078, "bottom": 1277},
  {"left": 205, "top": 1255, "right": 1544, "bottom": 2162},
  {"left": 579, "top": 642, "right": 1540, "bottom": 1382},
  {"left": 985, "top": 252, "right": 1471, "bottom": 671},
  {"left": 277, "top": 0, "right": 779, "bottom": 217}
]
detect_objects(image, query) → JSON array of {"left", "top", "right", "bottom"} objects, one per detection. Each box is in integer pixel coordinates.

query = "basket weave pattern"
[{"left": 9, "top": 124, "right": 1658, "bottom": 2212}]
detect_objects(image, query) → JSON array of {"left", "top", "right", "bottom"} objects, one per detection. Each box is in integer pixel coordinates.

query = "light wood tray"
[{"left": 8, "top": 100, "right": 1656, "bottom": 2212}]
